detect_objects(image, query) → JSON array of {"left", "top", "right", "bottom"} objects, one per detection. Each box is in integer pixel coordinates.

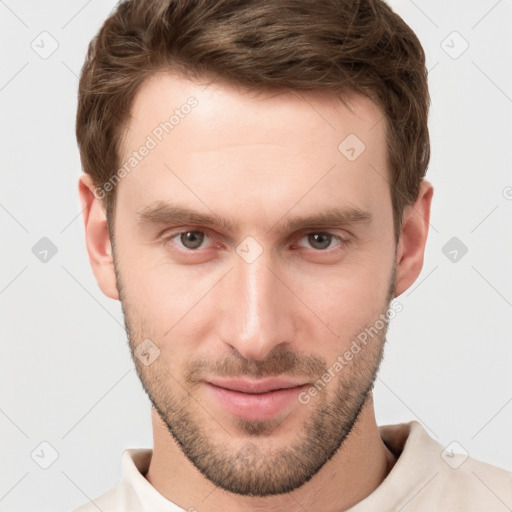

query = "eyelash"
[{"left": 160, "top": 229, "right": 349, "bottom": 253}]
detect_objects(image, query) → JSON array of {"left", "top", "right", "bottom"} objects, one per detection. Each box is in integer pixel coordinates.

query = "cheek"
[
  {"left": 291, "top": 258, "right": 393, "bottom": 339},
  {"left": 125, "top": 257, "right": 224, "bottom": 344}
]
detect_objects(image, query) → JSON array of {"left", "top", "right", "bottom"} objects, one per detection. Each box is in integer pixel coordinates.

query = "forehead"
[
  {"left": 123, "top": 72, "right": 385, "bottom": 151},
  {"left": 116, "top": 72, "right": 390, "bottom": 230}
]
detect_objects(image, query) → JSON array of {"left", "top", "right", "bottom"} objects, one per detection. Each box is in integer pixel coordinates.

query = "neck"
[{"left": 145, "top": 394, "right": 395, "bottom": 512}]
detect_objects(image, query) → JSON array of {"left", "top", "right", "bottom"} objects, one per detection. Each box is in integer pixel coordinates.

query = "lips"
[
  {"left": 207, "top": 377, "right": 310, "bottom": 394},
  {"left": 204, "top": 377, "right": 310, "bottom": 421}
]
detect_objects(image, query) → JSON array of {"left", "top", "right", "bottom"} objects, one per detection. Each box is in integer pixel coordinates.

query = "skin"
[{"left": 79, "top": 72, "right": 433, "bottom": 511}]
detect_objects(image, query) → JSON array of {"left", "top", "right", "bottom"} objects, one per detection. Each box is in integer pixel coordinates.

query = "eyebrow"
[{"left": 136, "top": 201, "right": 372, "bottom": 234}]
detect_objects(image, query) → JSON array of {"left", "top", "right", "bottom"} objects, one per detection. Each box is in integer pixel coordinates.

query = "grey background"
[{"left": 1, "top": 1, "right": 511, "bottom": 511}]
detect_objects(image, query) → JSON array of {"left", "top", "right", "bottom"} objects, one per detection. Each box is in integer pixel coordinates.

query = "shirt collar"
[{"left": 119, "top": 420, "right": 440, "bottom": 511}]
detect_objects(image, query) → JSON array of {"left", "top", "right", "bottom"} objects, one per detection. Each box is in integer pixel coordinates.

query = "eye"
[
  {"left": 166, "top": 230, "right": 212, "bottom": 250},
  {"left": 297, "top": 232, "right": 344, "bottom": 251}
]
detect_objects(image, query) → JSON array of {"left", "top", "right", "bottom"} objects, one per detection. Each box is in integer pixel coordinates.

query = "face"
[{"left": 111, "top": 73, "right": 398, "bottom": 496}]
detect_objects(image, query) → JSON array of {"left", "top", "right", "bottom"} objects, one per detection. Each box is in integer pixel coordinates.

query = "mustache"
[{"left": 186, "top": 350, "right": 328, "bottom": 384}]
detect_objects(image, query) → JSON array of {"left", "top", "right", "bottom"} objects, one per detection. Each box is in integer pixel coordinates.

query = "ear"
[
  {"left": 394, "top": 180, "right": 434, "bottom": 297},
  {"left": 78, "top": 173, "right": 119, "bottom": 300}
]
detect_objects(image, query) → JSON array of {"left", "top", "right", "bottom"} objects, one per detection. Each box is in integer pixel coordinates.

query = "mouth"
[{"left": 204, "top": 378, "right": 311, "bottom": 421}]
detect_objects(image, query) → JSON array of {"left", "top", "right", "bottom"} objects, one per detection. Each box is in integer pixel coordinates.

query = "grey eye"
[
  {"left": 179, "top": 231, "right": 205, "bottom": 249},
  {"left": 306, "top": 233, "right": 334, "bottom": 250}
]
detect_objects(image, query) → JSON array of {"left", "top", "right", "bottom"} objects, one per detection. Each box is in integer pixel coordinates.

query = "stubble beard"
[{"left": 115, "top": 255, "right": 396, "bottom": 496}]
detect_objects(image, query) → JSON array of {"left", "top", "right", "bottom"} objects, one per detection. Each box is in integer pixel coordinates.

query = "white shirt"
[{"left": 74, "top": 421, "right": 512, "bottom": 511}]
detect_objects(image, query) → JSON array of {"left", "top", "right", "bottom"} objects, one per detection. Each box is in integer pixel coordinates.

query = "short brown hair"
[{"left": 76, "top": 0, "right": 430, "bottom": 242}]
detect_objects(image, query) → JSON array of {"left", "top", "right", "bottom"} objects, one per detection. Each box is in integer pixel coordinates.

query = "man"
[{"left": 74, "top": 0, "right": 512, "bottom": 510}]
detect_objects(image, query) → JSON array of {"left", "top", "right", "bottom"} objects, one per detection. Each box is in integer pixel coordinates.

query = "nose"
[{"left": 217, "top": 246, "right": 296, "bottom": 361}]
